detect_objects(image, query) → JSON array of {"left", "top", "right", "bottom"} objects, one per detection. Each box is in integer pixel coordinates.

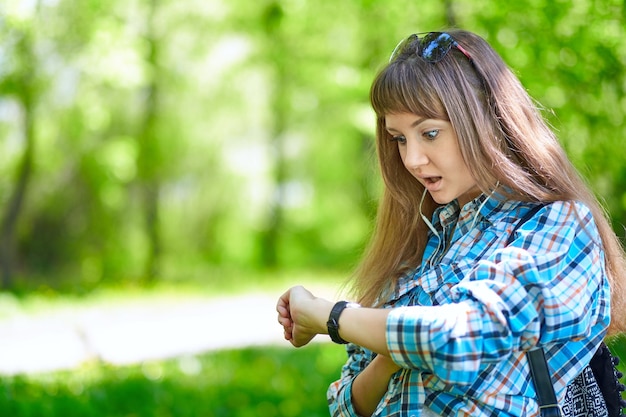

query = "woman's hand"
[
  {"left": 276, "top": 285, "right": 333, "bottom": 347},
  {"left": 278, "top": 286, "right": 392, "bottom": 354},
  {"left": 278, "top": 287, "right": 401, "bottom": 415}
]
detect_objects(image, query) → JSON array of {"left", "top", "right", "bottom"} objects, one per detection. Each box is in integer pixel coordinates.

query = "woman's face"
[{"left": 385, "top": 112, "right": 480, "bottom": 206}]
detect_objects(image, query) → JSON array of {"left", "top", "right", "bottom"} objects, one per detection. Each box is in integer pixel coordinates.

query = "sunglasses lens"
[
  {"left": 420, "top": 32, "right": 455, "bottom": 62},
  {"left": 389, "top": 34, "right": 419, "bottom": 62}
]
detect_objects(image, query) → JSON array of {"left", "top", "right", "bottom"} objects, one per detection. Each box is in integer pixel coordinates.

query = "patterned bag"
[{"left": 560, "top": 343, "right": 625, "bottom": 417}]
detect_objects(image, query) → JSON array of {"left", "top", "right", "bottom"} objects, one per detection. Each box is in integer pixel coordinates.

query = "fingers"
[
  {"left": 283, "top": 326, "right": 293, "bottom": 342},
  {"left": 276, "top": 303, "right": 290, "bottom": 319},
  {"left": 277, "top": 289, "right": 294, "bottom": 342},
  {"left": 276, "top": 285, "right": 318, "bottom": 348},
  {"left": 277, "top": 287, "right": 295, "bottom": 310},
  {"left": 276, "top": 291, "right": 293, "bottom": 326}
]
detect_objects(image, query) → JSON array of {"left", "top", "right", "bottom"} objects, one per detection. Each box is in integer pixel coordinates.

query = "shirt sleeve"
[
  {"left": 385, "top": 201, "right": 611, "bottom": 385},
  {"left": 327, "top": 343, "right": 375, "bottom": 417}
]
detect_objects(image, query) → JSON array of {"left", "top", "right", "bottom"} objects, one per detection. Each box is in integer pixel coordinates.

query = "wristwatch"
[{"left": 326, "top": 301, "right": 361, "bottom": 344}]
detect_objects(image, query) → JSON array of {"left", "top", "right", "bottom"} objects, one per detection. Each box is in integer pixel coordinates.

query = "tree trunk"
[
  {"left": 444, "top": 0, "right": 458, "bottom": 27},
  {"left": 0, "top": 31, "right": 36, "bottom": 290},
  {"left": 138, "top": 0, "right": 162, "bottom": 283},
  {"left": 258, "top": 2, "right": 288, "bottom": 268}
]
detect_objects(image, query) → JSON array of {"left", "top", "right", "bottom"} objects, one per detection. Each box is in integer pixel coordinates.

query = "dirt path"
[{"left": 0, "top": 284, "right": 339, "bottom": 375}]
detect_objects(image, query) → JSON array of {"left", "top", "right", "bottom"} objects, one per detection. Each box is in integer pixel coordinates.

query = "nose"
[{"left": 402, "top": 140, "right": 428, "bottom": 171}]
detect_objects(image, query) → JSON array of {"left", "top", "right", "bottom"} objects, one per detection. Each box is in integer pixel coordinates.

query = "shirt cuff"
[{"left": 328, "top": 376, "right": 361, "bottom": 417}]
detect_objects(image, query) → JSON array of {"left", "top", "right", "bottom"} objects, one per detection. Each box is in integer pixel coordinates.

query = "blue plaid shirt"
[{"left": 328, "top": 196, "right": 611, "bottom": 416}]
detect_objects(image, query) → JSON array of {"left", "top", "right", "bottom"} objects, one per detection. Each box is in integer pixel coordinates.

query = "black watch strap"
[{"left": 327, "top": 301, "right": 359, "bottom": 344}]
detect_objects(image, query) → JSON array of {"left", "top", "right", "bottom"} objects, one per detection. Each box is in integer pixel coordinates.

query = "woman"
[{"left": 276, "top": 30, "right": 626, "bottom": 416}]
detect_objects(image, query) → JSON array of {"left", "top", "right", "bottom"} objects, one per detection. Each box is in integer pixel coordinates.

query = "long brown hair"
[{"left": 351, "top": 29, "right": 626, "bottom": 334}]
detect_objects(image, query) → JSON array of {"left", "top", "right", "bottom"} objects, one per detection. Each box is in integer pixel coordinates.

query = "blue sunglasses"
[{"left": 389, "top": 32, "right": 472, "bottom": 63}]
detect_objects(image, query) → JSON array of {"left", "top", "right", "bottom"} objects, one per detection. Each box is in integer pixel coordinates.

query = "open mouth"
[{"left": 421, "top": 176, "right": 443, "bottom": 192}]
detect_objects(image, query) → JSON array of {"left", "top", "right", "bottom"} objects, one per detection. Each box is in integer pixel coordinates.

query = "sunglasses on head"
[{"left": 389, "top": 32, "right": 472, "bottom": 64}]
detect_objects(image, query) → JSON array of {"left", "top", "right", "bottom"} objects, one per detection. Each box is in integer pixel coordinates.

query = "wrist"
[
  {"left": 326, "top": 301, "right": 361, "bottom": 344},
  {"left": 314, "top": 298, "right": 334, "bottom": 335}
]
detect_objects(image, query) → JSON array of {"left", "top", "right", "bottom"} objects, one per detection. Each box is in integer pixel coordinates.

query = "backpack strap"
[
  {"left": 527, "top": 348, "right": 563, "bottom": 416},
  {"left": 506, "top": 203, "right": 546, "bottom": 246}
]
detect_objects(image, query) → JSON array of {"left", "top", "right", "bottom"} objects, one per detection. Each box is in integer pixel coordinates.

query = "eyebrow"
[
  {"left": 385, "top": 117, "right": 428, "bottom": 133},
  {"left": 411, "top": 118, "right": 427, "bottom": 127}
]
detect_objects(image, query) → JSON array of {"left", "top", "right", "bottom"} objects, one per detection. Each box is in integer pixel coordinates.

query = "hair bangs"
[{"left": 370, "top": 60, "right": 447, "bottom": 120}]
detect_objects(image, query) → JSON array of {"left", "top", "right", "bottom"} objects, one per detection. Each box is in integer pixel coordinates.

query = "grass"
[
  {"left": 1, "top": 340, "right": 622, "bottom": 417},
  {"left": 0, "top": 344, "right": 347, "bottom": 417}
]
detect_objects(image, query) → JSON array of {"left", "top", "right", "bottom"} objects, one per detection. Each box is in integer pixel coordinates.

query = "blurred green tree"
[
  {"left": 0, "top": 0, "right": 624, "bottom": 290},
  {"left": 0, "top": 1, "right": 45, "bottom": 289}
]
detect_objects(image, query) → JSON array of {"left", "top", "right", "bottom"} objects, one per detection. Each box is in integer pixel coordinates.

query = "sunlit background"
[{"left": 0, "top": 0, "right": 625, "bottom": 415}]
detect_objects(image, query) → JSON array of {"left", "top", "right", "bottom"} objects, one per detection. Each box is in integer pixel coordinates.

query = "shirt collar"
[{"left": 432, "top": 190, "right": 516, "bottom": 233}]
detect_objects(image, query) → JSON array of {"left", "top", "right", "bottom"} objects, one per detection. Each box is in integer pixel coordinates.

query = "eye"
[
  {"left": 390, "top": 135, "right": 407, "bottom": 144},
  {"left": 423, "top": 129, "right": 439, "bottom": 140}
]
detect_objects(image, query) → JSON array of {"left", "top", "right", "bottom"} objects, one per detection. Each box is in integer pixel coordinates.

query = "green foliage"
[
  {"left": 0, "top": 0, "right": 625, "bottom": 288},
  {"left": 467, "top": 0, "right": 626, "bottom": 230},
  {"left": 0, "top": 344, "right": 346, "bottom": 417}
]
